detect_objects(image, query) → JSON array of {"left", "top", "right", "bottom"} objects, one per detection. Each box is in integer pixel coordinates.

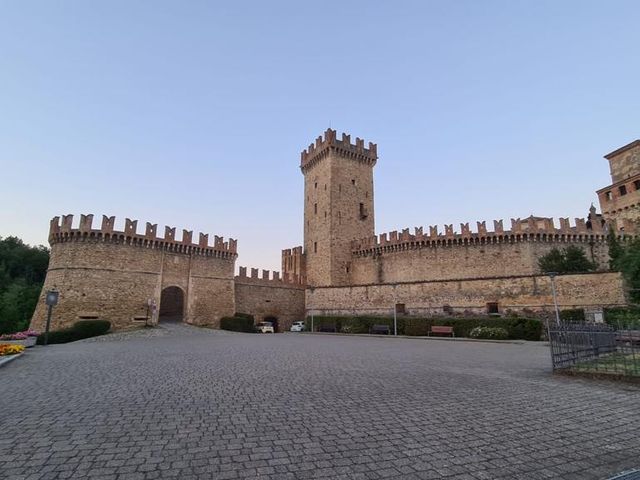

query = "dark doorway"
[
  {"left": 264, "top": 316, "right": 279, "bottom": 333},
  {"left": 159, "top": 286, "right": 184, "bottom": 323}
]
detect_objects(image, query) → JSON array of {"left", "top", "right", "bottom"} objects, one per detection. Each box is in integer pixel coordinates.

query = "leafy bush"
[
  {"left": 36, "top": 320, "right": 111, "bottom": 345},
  {"left": 220, "top": 316, "right": 255, "bottom": 333},
  {"left": 305, "top": 316, "right": 543, "bottom": 340},
  {"left": 604, "top": 306, "right": 640, "bottom": 329},
  {"left": 469, "top": 326, "right": 509, "bottom": 340},
  {"left": 559, "top": 309, "right": 585, "bottom": 322},
  {"left": 538, "top": 246, "right": 596, "bottom": 274}
]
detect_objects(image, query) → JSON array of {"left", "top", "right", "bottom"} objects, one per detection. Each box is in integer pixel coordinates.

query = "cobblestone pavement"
[{"left": 1, "top": 324, "right": 639, "bottom": 480}]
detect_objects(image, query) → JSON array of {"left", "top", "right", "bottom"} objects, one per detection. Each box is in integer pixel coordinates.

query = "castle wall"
[
  {"left": 234, "top": 269, "right": 305, "bottom": 331},
  {"left": 307, "top": 272, "right": 626, "bottom": 318},
  {"left": 31, "top": 215, "right": 236, "bottom": 331},
  {"left": 350, "top": 240, "right": 610, "bottom": 284}
]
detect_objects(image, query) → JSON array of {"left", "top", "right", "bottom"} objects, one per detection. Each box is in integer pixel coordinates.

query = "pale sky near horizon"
[{"left": 1, "top": 0, "right": 639, "bottom": 271}]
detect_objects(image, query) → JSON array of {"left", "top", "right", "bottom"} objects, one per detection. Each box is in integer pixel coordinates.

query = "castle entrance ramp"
[{"left": 159, "top": 286, "right": 184, "bottom": 323}]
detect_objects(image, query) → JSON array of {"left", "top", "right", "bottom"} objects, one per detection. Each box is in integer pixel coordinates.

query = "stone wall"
[
  {"left": 350, "top": 240, "right": 610, "bottom": 285},
  {"left": 30, "top": 215, "right": 237, "bottom": 332},
  {"left": 234, "top": 275, "right": 305, "bottom": 332},
  {"left": 306, "top": 272, "right": 626, "bottom": 318}
]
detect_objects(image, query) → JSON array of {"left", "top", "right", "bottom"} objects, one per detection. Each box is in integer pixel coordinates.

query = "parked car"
[
  {"left": 256, "top": 321, "right": 274, "bottom": 333},
  {"left": 290, "top": 321, "right": 305, "bottom": 332}
]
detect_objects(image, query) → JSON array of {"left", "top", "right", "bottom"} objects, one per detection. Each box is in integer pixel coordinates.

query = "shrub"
[
  {"left": 469, "top": 327, "right": 509, "bottom": 340},
  {"left": 36, "top": 320, "right": 111, "bottom": 345},
  {"left": 220, "top": 316, "right": 255, "bottom": 333},
  {"left": 559, "top": 309, "right": 585, "bottom": 322},
  {"left": 306, "top": 315, "right": 543, "bottom": 340},
  {"left": 604, "top": 306, "right": 640, "bottom": 329}
]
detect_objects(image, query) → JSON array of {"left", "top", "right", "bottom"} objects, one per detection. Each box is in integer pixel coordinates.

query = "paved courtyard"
[{"left": 1, "top": 324, "right": 639, "bottom": 480}]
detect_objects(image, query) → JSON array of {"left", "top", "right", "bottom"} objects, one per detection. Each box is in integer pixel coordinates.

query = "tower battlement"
[
  {"left": 300, "top": 128, "right": 377, "bottom": 173},
  {"left": 351, "top": 215, "right": 614, "bottom": 255},
  {"left": 236, "top": 266, "right": 305, "bottom": 286},
  {"left": 48, "top": 214, "right": 237, "bottom": 259}
]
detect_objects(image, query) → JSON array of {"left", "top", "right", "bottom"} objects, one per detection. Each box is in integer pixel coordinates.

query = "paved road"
[{"left": 1, "top": 324, "right": 639, "bottom": 480}]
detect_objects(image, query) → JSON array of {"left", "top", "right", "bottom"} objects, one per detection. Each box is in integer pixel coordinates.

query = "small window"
[
  {"left": 324, "top": 211, "right": 327, "bottom": 218},
  {"left": 605, "top": 191, "right": 612, "bottom": 201},
  {"left": 395, "top": 303, "right": 406, "bottom": 315},
  {"left": 314, "top": 182, "right": 317, "bottom": 189},
  {"left": 486, "top": 302, "right": 499, "bottom": 315},
  {"left": 365, "top": 191, "right": 369, "bottom": 198},
  {"left": 619, "top": 185, "right": 627, "bottom": 196},
  {"left": 359, "top": 203, "right": 367, "bottom": 220},
  {"left": 313, "top": 242, "right": 317, "bottom": 253},
  {"left": 314, "top": 203, "right": 317, "bottom": 214},
  {"left": 339, "top": 184, "right": 342, "bottom": 192},
  {"left": 634, "top": 180, "right": 640, "bottom": 191},
  {"left": 443, "top": 305, "right": 453, "bottom": 314},
  {"left": 351, "top": 179, "right": 356, "bottom": 185},
  {"left": 324, "top": 184, "right": 327, "bottom": 190}
]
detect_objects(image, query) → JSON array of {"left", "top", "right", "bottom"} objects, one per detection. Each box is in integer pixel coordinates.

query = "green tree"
[
  {"left": 607, "top": 229, "right": 625, "bottom": 270},
  {"left": 609, "top": 236, "right": 640, "bottom": 302},
  {"left": 538, "top": 246, "right": 596, "bottom": 274},
  {"left": 0, "top": 236, "right": 49, "bottom": 334}
]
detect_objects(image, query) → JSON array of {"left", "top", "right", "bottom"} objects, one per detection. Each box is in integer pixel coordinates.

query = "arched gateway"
[{"left": 159, "top": 286, "right": 185, "bottom": 323}]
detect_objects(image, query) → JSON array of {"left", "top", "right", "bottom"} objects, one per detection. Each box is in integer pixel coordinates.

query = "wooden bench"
[
  {"left": 370, "top": 324, "right": 390, "bottom": 335},
  {"left": 429, "top": 326, "right": 455, "bottom": 337}
]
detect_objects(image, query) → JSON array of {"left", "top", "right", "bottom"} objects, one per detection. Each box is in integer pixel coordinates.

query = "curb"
[
  {"left": 303, "top": 332, "right": 527, "bottom": 345},
  {"left": 0, "top": 353, "right": 24, "bottom": 369}
]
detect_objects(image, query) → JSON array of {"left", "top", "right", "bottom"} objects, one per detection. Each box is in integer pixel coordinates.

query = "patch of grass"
[{"left": 572, "top": 352, "right": 640, "bottom": 377}]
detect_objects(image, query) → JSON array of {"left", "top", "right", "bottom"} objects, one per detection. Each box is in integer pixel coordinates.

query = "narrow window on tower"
[
  {"left": 619, "top": 185, "right": 627, "bottom": 196},
  {"left": 314, "top": 242, "right": 317, "bottom": 253},
  {"left": 351, "top": 179, "right": 356, "bottom": 186},
  {"left": 314, "top": 203, "right": 317, "bottom": 214},
  {"left": 314, "top": 182, "right": 317, "bottom": 189},
  {"left": 359, "top": 203, "right": 367, "bottom": 220}
]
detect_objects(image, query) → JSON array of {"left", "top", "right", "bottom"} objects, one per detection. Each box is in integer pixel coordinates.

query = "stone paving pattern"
[{"left": 1, "top": 324, "right": 639, "bottom": 480}]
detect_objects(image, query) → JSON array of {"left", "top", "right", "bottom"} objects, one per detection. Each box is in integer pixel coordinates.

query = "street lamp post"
[
  {"left": 44, "top": 290, "right": 59, "bottom": 346},
  {"left": 546, "top": 272, "right": 561, "bottom": 326},
  {"left": 309, "top": 287, "right": 314, "bottom": 333},
  {"left": 393, "top": 285, "right": 398, "bottom": 336}
]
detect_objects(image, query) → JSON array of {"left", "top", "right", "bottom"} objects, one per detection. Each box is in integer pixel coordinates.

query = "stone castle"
[{"left": 31, "top": 131, "right": 639, "bottom": 332}]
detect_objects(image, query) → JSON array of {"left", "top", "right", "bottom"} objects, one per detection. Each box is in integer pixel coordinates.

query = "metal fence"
[{"left": 548, "top": 322, "right": 640, "bottom": 378}]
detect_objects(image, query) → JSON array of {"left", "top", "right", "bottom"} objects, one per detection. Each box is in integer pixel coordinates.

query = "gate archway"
[
  {"left": 264, "top": 316, "right": 279, "bottom": 333},
  {"left": 159, "top": 286, "right": 185, "bottom": 323}
]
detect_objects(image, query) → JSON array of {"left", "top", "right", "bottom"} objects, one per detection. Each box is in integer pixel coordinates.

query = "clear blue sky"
[{"left": 1, "top": 0, "right": 638, "bottom": 271}]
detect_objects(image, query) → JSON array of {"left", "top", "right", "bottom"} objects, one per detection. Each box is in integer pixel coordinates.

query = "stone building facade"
[
  {"left": 596, "top": 140, "right": 640, "bottom": 230},
  {"left": 32, "top": 130, "right": 638, "bottom": 332}
]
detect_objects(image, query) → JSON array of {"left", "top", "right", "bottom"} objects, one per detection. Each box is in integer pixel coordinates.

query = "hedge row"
[
  {"left": 36, "top": 320, "right": 111, "bottom": 345},
  {"left": 220, "top": 313, "right": 255, "bottom": 333},
  {"left": 306, "top": 316, "right": 543, "bottom": 340}
]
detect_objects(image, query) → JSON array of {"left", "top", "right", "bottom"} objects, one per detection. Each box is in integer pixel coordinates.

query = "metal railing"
[{"left": 548, "top": 322, "right": 640, "bottom": 378}]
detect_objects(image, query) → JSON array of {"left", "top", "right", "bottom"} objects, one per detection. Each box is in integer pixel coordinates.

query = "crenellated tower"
[{"left": 300, "top": 129, "right": 377, "bottom": 286}]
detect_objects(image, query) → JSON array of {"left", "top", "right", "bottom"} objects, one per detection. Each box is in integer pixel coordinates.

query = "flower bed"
[
  {"left": 0, "top": 329, "right": 39, "bottom": 348},
  {"left": 0, "top": 344, "right": 25, "bottom": 356}
]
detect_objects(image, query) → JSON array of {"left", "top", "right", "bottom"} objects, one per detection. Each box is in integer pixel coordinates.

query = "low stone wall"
[{"left": 306, "top": 272, "right": 627, "bottom": 317}]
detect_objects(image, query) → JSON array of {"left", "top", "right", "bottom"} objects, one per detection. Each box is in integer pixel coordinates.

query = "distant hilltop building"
[{"left": 31, "top": 131, "right": 638, "bottom": 332}]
